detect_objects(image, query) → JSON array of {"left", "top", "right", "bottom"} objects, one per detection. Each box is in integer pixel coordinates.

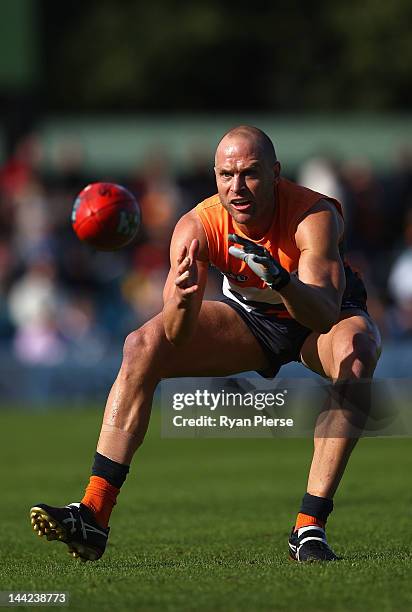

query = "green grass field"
[{"left": 0, "top": 407, "right": 411, "bottom": 611}]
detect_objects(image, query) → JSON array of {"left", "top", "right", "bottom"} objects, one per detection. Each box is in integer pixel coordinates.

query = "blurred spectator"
[
  {"left": 1, "top": 130, "right": 412, "bottom": 368},
  {"left": 125, "top": 149, "right": 183, "bottom": 326},
  {"left": 340, "top": 158, "right": 385, "bottom": 256},
  {"left": 8, "top": 255, "right": 66, "bottom": 364},
  {"left": 0, "top": 241, "right": 15, "bottom": 340},
  {"left": 12, "top": 180, "right": 57, "bottom": 265},
  {"left": 298, "top": 155, "right": 343, "bottom": 204},
  {"left": 122, "top": 270, "right": 166, "bottom": 326},
  {"left": 0, "top": 133, "right": 43, "bottom": 201},
  {"left": 8, "top": 256, "right": 61, "bottom": 328},
  {"left": 13, "top": 315, "right": 66, "bottom": 366},
  {"left": 49, "top": 138, "right": 87, "bottom": 193},
  {"left": 132, "top": 149, "right": 181, "bottom": 247},
  {"left": 384, "top": 144, "right": 412, "bottom": 249},
  {"left": 58, "top": 294, "right": 108, "bottom": 364},
  {"left": 179, "top": 146, "right": 217, "bottom": 210},
  {"left": 387, "top": 209, "right": 412, "bottom": 338}
]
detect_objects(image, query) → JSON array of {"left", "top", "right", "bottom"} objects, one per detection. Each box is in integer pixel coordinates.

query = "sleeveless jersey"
[{"left": 195, "top": 177, "right": 343, "bottom": 315}]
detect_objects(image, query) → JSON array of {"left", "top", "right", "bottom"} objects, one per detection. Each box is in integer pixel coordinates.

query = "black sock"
[
  {"left": 91, "top": 452, "right": 130, "bottom": 488},
  {"left": 300, "top": 492, "right": 333, "bottom": 523}
]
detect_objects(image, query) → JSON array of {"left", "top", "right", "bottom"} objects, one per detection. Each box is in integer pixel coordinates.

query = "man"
[{"left": 30, "top": 126, "right": 381, "bottom": 562}]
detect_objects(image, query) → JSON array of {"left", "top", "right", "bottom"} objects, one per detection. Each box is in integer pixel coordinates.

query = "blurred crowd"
[{"left": 0, "top": 133, "right": 412, "bottom": 366}]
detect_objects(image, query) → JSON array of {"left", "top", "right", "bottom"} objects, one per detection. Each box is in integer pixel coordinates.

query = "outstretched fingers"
[
  {"left": 175, "top": 269, "right": 199, "bottom": 294},
  {"left": 175, "top": 267, "right": 198, "bottom": 292},
  {"left": 175, "top": 238, "right": 200, "bottom": 294}
]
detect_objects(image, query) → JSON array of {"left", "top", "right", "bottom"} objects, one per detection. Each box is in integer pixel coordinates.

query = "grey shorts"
[{"left": 222, "top": 265, "right": 368, "bottom": 378}]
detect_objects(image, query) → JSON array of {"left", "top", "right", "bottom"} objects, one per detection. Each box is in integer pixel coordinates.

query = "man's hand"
[
  {"left": 163, "top": 212, "right": 208, "bottom": 346},
  {"left": 228, "top": 233, "right": 290, "bottom": 290},
  {"left": 174, "top": 238, "right": 200, "bottom": 303}
]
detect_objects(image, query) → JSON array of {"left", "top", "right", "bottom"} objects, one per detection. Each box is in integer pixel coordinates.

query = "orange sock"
[
  {"left": 81, "top": 475, "right": 120, "bottom": 528},
  {"left": 294, "top": 512, "right": 325, "bottom": 531}
]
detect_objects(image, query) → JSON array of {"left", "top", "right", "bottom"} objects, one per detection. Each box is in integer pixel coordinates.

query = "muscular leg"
[
  {"left": 97, "top": 300, "right": 269, "bottom": 464},
  {"left": 29, "top": 300, "right": 269, "bottom": 557},
  {"left": 301, "top": 309, "right": 381, "bottom": 499}
]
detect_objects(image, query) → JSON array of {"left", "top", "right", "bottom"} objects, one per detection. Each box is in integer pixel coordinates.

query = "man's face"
[{"left": 214, "top": 137, "right": 280, "bottom": 230}]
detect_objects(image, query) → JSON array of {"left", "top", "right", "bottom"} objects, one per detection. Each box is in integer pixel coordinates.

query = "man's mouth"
[{"left": 231, "top": 199, "right": 252, "bottom": 211}]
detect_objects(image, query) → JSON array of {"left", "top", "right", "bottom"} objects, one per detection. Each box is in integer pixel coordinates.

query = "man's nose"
[{"left": 231, "top": 174, "right": 245, "bottom": 193}]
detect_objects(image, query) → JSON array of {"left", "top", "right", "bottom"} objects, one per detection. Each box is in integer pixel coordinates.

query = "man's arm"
[
  {"left": 228, "top": 200, "right": 345, "bottom": 334},
  {"left": 163, "top": 211, "right": 209, "bottom": 345},
  {"left": 279, "top": 200, "right": 345, "bottom": 333}
]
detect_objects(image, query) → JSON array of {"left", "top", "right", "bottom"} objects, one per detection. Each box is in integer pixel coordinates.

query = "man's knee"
[
  {"left": 331, "top": 331, "right": 379, "bottom": 380},
  {"left": 121, "top": 318, "right": 164, "bottom": 377},
  {"left": 123, "top": 329, "right": 148, "bottom": 365}
]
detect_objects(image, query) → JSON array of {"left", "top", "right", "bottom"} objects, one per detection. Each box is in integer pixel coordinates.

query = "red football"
[{"left": 71, "top": 182, "right": 141, "bottom": 250}]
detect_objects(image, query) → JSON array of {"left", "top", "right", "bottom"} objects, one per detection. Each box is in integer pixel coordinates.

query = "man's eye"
[{"left": 221, "top": 172, "right": 232, "bottom": 178}]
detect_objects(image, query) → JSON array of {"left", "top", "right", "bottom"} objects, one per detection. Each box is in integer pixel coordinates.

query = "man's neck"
[{"left": 234, "top": 209, "right": 275, "bottom": 240}]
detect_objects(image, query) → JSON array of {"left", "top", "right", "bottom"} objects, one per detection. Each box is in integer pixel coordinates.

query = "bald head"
[
  {"left": 215, "top": 125, "right": 277, "bottom": 166},
  {"left": 214, "top": 125, "right": 280, "bottom": 235}
]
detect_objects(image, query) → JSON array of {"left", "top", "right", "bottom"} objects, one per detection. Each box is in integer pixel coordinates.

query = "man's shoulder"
[
  {"left": 194, "top": 193, "right": 222, "bottom": 214},
  {"left": 172, "top": 210, "right": 209, "bottom": 261},
  {"left": 279, "top": 177, "right": 343, "bottom": 213},
  {"left": 178, "top": 194, "right": 222, "bottom": 230},
  {"left": 278, "top": 177, "right": 343, "bottom": 231}
]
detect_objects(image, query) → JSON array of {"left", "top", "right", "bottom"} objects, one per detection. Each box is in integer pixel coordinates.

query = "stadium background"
[
  {"left": 1, "top": 3, "right": 412, "bottom": 611},
  {"left": 1, "top": 1, "right": 412, "bottom": 402}
]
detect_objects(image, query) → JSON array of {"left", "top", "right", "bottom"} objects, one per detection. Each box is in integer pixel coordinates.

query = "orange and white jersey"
[{"left": 195, "top": 177, "right": 342, "bottom": 315}]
